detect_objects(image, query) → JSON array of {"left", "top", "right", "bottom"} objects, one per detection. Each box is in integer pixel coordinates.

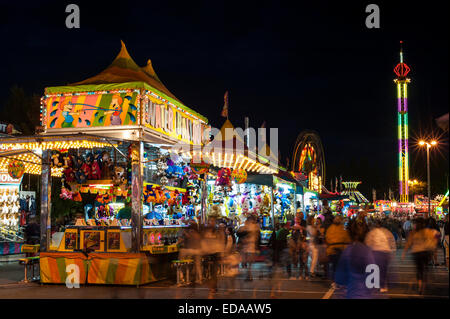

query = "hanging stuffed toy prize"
[
  {"left": 8, "top": 160, "right": 25, "bottom": 179},
  {"left": 231, "top": 169, "right": 247, "bottom": 184},
  {"left": 190, "top": 160, "right": 210, "bottom": 175},
  {"left": 215, "top": 168, "right": 231, "bottom": 185}
]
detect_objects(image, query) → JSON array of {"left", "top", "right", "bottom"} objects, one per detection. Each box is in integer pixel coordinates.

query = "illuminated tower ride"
[{"left": 394, "top": 41, "right": 411, "bottom": 203}]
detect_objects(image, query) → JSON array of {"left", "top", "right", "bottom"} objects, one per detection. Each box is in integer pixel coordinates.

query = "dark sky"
[{"left": 0, "top": 0, "right": 448, "bottom": 198}]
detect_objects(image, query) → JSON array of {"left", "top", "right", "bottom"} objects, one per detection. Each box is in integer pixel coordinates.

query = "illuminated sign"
[
  {"left": 143, "top": 93, "right": 204, "bottom": 145},
  {"left": 0, "top": 122, "right": 21, "bottom": 135},
  {"left": 414, "top": 195, "right": 439, "bottom": 211},
  {"left": 44, "top": 91, "right": 139, "bottom": 129},
  {"left": 43, "top": 89, "right": 207, "bottom": 145},
  {"left": 0, "top": 170, "right": 22, "bottom": 185}
]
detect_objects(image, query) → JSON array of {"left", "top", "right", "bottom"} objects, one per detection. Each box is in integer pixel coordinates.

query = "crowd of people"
[{"left": 178, "top": 199, "right": 449, "bottom": 299}]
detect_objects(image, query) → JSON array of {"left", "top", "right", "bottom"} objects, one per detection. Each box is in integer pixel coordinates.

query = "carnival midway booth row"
[
  {"left": 0, "top": 41, "right": 214, "bottom": 285},
  {"left": 179, "top": 118, "right": 282, "bottom": 245},
  {"left": 0, "top": 41, "right": 333, "bottom": 284},
  {"left": 181, "top": 118, "right": 322, "bottom": 246}
]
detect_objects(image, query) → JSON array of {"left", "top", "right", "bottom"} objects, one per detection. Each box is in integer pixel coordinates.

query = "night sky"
[{"left": 0, "top": 1, "right": 448, "bottom": 198}]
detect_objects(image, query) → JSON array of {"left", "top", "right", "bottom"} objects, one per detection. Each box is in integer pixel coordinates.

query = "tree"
[{"left": 0, "top": 85, "right": 41, "bottom": 135}]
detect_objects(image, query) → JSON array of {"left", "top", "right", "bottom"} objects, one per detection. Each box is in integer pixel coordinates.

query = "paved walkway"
[{"left": 0, "top": 246, "right": 448, "bottom": 299}]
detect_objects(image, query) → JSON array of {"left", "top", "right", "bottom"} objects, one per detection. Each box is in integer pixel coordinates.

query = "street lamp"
[
  {"left": 408, "top": 179, "right": 419, "bottom": 198},
  {"left": 418, "top": 140, "right": 438, "bottom": 216}
]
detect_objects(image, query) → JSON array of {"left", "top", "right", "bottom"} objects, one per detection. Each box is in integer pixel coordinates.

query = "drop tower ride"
[{"left": 394, "top": 41, "right": 411, "bottom": 203}]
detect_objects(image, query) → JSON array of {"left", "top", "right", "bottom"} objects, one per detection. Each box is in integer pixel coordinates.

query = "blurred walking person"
[
  {"left": 325, "top": 215, "right": 351, "bottom": 287},
  {"left": 222, "top": 226, "right": 240, "bottom": 294},
  {"left": 335, "top": 219, "right": 376, "bottom": 299},
  {"left": 402, "top": 218, "right": 439, "bottom": 294},
  {"left": 443, "top": 215, "right": 449, "bottom": 270},
  {"left": 403, "top": 216, "right": 413, "bottom": 241},
  {"left": 178, "top": 220, "right": 202, "bottom": 283},
  {"left": 268, "top": 223, "right": 280, "bottom": 273},
  {"left": 306, "top": 216, "right": 319, "bottom": 278},
  {"left": 270, "top": 222, "right": 290, "bottom": 298},
  {"left": 365, "top": 219, "right": 396, "bottom": 292},
  {"left": 288, "top": 225, "right": 308, "bottom": 279},
  {"left": 236, "top": 216, "right": 260, "bottom": 281},
  {"left": 201, "top": 216, "right": 225, "bottom": 298},
  {"left": 321, "top": 199, "right": 334, "bottom": 230},
  {"left": 426, "top": 217, "right": 441, "bottom": 267},
  {"left": 316, "top": 217, "right": 328, "bottom": 278},
  {"left": 24, "top": 217, "right": 40, "bottom": 245}
]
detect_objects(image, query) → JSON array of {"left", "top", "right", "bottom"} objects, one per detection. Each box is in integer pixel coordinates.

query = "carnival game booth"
[
  {"left": 413, "top": 195, "right": 439, "bottom": 215},
  {"left": 180, "top": 118, "right": 283, "bottom": 250},
  {"left": 302, "top": 187, "right": 319, "bottom": 215},
  {"left": 181, "top": 119, "right": 277, "bottom": 217},
  {"left": 1, "top": 41, "right": 210, "bottom": 285},
  {"left": 319, "top": 186, "right": 348, "bottom": 216},
  {"left": 0, "top": 168, "right": 25, "bottom": 256},
  {"left": 0, "top": 123, "right": 26, "bottom": 255}
]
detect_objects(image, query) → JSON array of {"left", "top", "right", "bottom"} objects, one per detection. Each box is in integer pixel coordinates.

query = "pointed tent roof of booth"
[
  {"left": 257, "top": 142, "right": 278, "bottom": 166},
  {"left": 44, "top": 41, "right": 208, "bottom": 123},
  {"left": 212, "top": 119, "right": 246, "bottom": 148},
  {"left": 70, "top": 40, "right": 180, "bottom": 103},
  {"left": 208, "top": 119, "right": 279, "bottom": 164}
]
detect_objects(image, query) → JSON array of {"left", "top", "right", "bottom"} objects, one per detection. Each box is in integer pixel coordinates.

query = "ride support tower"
[{"left": 394, "top": 41, "right": 411, "bottom": 203}]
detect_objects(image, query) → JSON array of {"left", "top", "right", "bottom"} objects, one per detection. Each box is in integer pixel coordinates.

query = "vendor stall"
[
  {"left": 180, "top": 118, "right": 283, "bottom": 248},
  {"left": 0, "top": 41, "right": 210, "bottom": 285},
  {"left": 303, "top": 187, "right": 319, "bottom": 215},
  {"left": 0, "top": 168, "right": 25, "bottom": 255}
]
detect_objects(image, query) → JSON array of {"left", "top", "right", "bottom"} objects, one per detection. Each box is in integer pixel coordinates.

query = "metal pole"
[
  {"left": 294, "top": 192, "right": 298, "bottom": 214},
  {"left": 200, "top": 179, "right": 207, "bottom": 224},
  {"left": 271, "top": 187, "right": 275, "bottom": 229},
  {"left": 131, "top": 141, "right": 144, "bottom": 252},
  {"left": 40, "top": 150, "right": 51, "bottom": 252},
  {"left": 427, "top": 145, "right": 431, "bottom": 218},
  {"left": 302, "top": 188, "right": 306, "bottom": 215}
]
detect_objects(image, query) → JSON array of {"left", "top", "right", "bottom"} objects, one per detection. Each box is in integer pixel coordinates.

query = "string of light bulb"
[
  {"left": 0, "top": 153, "right": 63, "bottom": 177},
  {"left": 0, "top": 140, "right": 116, "bottom": 151},
  {"left": 168, "top": 149, "right": 277, "bottom": 174}
]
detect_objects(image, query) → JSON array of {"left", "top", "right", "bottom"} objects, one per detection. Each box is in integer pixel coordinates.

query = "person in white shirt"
[
  {"left": 365, "top": 219, "right": 396, "bottom": 292},
  {"left": 306, "top": 215, "right": 319, "bottom": 278},
  {"left": 403, "top": 217, "right": 413, "bottom": 240}
]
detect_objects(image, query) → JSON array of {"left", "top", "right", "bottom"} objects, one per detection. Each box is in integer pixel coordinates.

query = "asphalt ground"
[{"left": 0, "top": 246, "right": 448, "bottom": 299}]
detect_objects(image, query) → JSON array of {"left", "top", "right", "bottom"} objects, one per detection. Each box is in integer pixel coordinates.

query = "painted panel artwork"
[{"left": 45, "top": 92, "right": 139, "bottom": 129}]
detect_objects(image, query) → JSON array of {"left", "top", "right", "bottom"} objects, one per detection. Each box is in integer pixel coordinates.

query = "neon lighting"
[
  {"left": 238, "top": 157, "right": 245, "bottom": 170},
  {"left": 439, "top": 190, "right": 449, "bottom": 206},
  {"left": 394, "top": 42, "right": 411, "bottom": 203},
  {"left": 298, "top": 143, "right": 320, "bottom": 191},
  {"left": 341, "top": 181, "right": 369, "bottom": 203},
  {"left": 233, "top": 155, "right": 238, "bottom": 170},
  {"left": 243, "top": 159, "right": 251, "bottom": 171}
]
